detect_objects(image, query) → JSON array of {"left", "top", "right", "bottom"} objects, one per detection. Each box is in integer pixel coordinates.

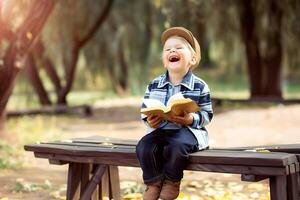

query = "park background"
[{"left": 0, "top": 0, "right": 300, "bottom": 199}]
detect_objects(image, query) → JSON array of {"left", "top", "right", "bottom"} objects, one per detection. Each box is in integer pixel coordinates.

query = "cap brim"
[{"left": 161, "top": 27, "right": 195, "bottom": 50}]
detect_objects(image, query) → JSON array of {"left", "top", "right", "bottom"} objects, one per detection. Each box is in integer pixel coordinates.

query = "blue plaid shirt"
[{"left": 141, "top": 70, "right": 213, "bottom": 149}]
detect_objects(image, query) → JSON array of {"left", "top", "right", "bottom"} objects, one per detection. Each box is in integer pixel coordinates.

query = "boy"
[{"left": 136, "top": 27, "right": 213, "bottom": 200}]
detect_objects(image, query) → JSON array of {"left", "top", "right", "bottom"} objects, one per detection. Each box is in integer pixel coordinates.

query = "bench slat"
[
  {"left": 34, "top": 152, "right": 289, "bottom": 176},
  {"left": 72, "top": 136, "right": 137, "bottom": 146},
  {"left": 25, "top": 143, "right": 297, "bottom": 167},
  {"left": 190, "top": 150, "right": 297, "bottom": 166},
  {"left": 72, "top": 136, "right": 300, "bottom": 155},
  {"left": 214, "top": 144, "right": 300, "bottom": 154}
]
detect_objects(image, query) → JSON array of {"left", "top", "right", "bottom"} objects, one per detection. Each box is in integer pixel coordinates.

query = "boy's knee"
[
  {"left": 163, "top": 142, "right": 188, "bottom": 160},
  {"left": 136, "top": 139, "right": 155, "bottom": 158}
]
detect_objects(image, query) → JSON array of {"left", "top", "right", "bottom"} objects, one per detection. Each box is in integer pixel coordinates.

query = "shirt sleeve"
[
  {"left": 141, "top": 84, "right": 151, "bottom": 122},
  {"left": 192, "top": 83, "right": 213, "bottom": 129},
  {"left": 141, "top": 82, "right": 168, "bottom": 129}
]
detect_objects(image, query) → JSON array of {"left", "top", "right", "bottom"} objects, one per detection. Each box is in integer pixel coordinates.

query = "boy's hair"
[{"left": 161, "top": 27, "right": 201, "bottom": 69}]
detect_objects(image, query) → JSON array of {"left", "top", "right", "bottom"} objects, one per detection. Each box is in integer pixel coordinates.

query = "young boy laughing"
[{"left": 136, "top": 27, "right": 213, "bottom": 200}]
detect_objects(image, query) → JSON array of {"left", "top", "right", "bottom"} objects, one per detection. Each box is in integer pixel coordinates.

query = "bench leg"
[
  {"left": 80, "top": 165, "right": 107, "bottom": 200},
  {"left": 80, "top": 164, "right": 90, "bottom": 195},
  {"left": 99, "top": 166, "right": 110, "bottom": 199},
  {"left": 287, "top": 173, "right": 300, "bottom": 200},
  {"left": 270, "top": 175, "right": 287, "bottom": 200},
  {"left": 108, "top": 166, "right": 121, "bottom": 200},
  {"left": 67, "top": 163, "right": 82, "bottom": 200}
]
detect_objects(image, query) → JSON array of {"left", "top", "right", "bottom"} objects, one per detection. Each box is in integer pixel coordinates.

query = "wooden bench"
[
  {"left": 214, "top": 144, "right": 300, "bottom": 200},
  {"left": 24, "top": 136, "right": 300, "bottom": 200}
]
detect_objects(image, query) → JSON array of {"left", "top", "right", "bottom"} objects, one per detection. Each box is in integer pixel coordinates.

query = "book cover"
[{"left": 140, "top": 93, "right": 199, "bottom": 120}]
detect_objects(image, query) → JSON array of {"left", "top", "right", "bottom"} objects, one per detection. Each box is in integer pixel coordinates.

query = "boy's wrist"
[
  {"left": 190, "top": 113, "right": 199, "bottom": 128},
  {"left": 188, "top": 113, "right": 194, "bottom": 125}
]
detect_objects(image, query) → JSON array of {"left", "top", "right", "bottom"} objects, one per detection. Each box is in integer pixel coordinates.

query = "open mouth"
[{"left": 169, "top": 55, "right": 180, "bottom": 62}]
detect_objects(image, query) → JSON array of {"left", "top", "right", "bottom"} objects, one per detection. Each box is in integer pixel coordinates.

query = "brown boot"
[
  {"left": 143, "top": 180, "right": 163, "bottom": 200},
  {"left": 159, "top": 180, "right": 181, "bottom": 200}
]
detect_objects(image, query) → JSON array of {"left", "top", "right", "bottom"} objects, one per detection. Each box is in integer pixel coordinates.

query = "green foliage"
[
  {"left": 14, "top": 179, "right": 52, "bottom": 192},
  {"left": 5, "top": 0, "right": 299, "bottom": 104},
  {"left": 0, "top": 140, "right": 23, "bottom": 169},
  {"left": 121, "top": 181, "right": 144, "bottom": 195}
]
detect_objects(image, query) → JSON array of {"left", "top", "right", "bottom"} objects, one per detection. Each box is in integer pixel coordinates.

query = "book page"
[
  {"left": 143, "top": 98, "right": 165, "bottom": 108},
  {"left": 166, "top": 92, "right": 185, "bottom": 107}
]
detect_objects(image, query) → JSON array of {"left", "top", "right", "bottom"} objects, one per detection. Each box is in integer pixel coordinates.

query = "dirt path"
[{"left": 1, "top": 103, "right": 300, "bottom": 199}]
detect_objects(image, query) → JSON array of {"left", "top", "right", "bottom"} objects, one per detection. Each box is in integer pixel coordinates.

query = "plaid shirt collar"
[{"left": 157, "top": 69, "right": 194, "bottom": 90}]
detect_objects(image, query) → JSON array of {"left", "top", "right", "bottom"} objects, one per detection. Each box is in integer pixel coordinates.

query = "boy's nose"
[{"left": 170, "top": 48, "right": 176, "bottom": 52}]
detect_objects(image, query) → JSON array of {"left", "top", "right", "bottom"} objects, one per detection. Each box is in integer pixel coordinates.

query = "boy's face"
[{"left": 162, "top": 36, "right": 196, "bottom": 73}]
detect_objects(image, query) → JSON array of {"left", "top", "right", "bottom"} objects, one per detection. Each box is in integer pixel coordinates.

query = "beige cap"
[{"left": 161, "top": 27, "right": 201, "bottom": 68}]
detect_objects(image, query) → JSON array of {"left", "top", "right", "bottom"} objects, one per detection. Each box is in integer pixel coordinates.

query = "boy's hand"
[
  {"left": 169, "top": 112, "right": 193, "bottom": 126},
  {"left": 147, "top": 115, "right": 163, "bottom": 128}
]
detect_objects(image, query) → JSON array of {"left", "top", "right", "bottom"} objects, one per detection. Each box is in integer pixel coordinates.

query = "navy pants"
[{"left": 136, "top": 127, "right": 199, "bottom": 184}]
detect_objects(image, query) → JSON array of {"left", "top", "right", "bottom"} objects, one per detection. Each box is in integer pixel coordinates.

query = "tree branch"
[{"left": 76, "top": 0, "right": 114, "bottom": 48}]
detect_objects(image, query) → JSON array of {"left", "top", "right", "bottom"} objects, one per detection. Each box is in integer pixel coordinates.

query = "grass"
[
  {"left": 0, "top": 140, "right": 23, "bottom": 169},
  {"left": 0, "top": 115, "right": 65, "bottom": 169}
]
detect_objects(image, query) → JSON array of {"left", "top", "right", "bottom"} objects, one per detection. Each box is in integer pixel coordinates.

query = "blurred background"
[{"left": 0, "top": 0, "right": 299, "bottom": 199}]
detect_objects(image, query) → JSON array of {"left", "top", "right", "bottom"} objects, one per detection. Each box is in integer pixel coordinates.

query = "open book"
[{"left": 140, "top": 92, "right": 199, "bottom": 120}]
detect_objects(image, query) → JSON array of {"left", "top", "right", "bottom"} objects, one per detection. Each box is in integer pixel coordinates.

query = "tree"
[
  {"left": 0, "top": 0, "right": 55, "bottom": 133},
  {"left": 88, "top": 0, "right": 155, "bottom": 96},
  {"left": 238, "top": 0, "right": 283, "bottom": 99},
  {"left": 27, "top": 0, "right": 114, "bottom": 105}
]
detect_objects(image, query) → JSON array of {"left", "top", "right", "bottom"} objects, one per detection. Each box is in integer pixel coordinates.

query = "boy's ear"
[{"left": 190, "top": 55, "right": 197, "bottom": 66}]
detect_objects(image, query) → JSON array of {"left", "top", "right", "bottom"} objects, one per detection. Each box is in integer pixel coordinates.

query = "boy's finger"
[
  {"left": 152, "top": 120, "right": 161, "bottom": 128},
  {"left": 148, "top": 114, "right": 154, "bottom": 120}
]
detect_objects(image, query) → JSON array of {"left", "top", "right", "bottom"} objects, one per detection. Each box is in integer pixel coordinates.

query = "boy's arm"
[
  {"left": 141, "top": 83, "right": 167, "bottom": 128},
  {"left": 191, "top": 83, "right": 213, "bottom": 129},
  {"left": 141, "top": 84, "right": 151, "bottom": 122}
]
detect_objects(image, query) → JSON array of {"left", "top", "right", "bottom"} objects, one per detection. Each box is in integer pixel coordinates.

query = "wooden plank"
[
  {"left": 99, "top": 166, "right": 110, "bottom": 200},
  {"left": 270, "top": 175, "right": 287, "bottom": 200},
  {"left": 187, "top": 163, "right": 289, "bottom": 176},
  {"left": 287, "top": 164, "right": 300, "bottom": 200},
  {"left": 48, "top": 159, "right": 68, "bottom": 165},
  {"left": 108, "top": 166, "right": 121, "bottom": 200},
  {"left": 287, "top": 173, "right": 299, "bottom": 200},
  {"left": 67, "top": 163, "right": 81, "bottom": 200},
  {"left": 241, "top": 174, "right": 268, "bottom": 182},
  {"left": 80, "top": 165, "right": 107, "bottom": 200},
  {"left": 80, "top": 164, "right": 90, "bottom": 198},
  {"left": 25, "top": 143, "right": 137, "bottom": 154},
  {"left": 26, "top": 144, "right": 297, "bottom": 167},
  {"left": 44, "top": 141, "right": 135, "bottom": 150},
  {"left": 35, "top": 151, "right": 290, "bottom": 177},
  {"left": 90, "top": 165, "right": 99, "bottom": 200},
  {"left": 72, "top": 136, "right": 300, "bottom": 155},
  {"left": 189, "top": 150, "right": 297, "bottom": 166},
  {"left": 34, "top": 152, "right": 140, "bottom": 167},
  {"left": 72, "top": 135, "right": 137, "bottom": 146},
  {"left": 213, "top": 144, "right": 300, "bottom": 154}
]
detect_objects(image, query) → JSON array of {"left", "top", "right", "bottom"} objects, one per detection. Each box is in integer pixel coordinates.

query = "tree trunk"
[
  {"left": 0, "top": 0, "right": 55, "bottom": 129},
  {"left": 238, "top": 0, "right": 283, "bottom": 99},
  {"left": 0, "top": 110, "right": 6, "bottom": 131},
  {"left": 238, "top": 0, "right": 263, "bottom": 98},
  {"left": 26, "top": 53, "right": 52, "bottom": 105},
  {"left": 262, "top": 0, "right": 283, "bottom": 99},
  {"left": 34, "top": 40, "right": 62, "bottom": 96},
  {"left": 57, "top": 46, "right": 80, "bottom": 104},
  {"left": 116, "top": 41, "right": 129, "bottom": 96},
  {"left": 57, "top": 0, "right": 114, "bottom": 104}
]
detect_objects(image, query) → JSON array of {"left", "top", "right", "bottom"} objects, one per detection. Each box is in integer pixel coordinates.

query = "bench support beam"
[
  {"left": 80, "top": 164, "right": 107, "bottom": 200},
  {"left": 270, "top": 175, "right": 287, "bottom": 200}
]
